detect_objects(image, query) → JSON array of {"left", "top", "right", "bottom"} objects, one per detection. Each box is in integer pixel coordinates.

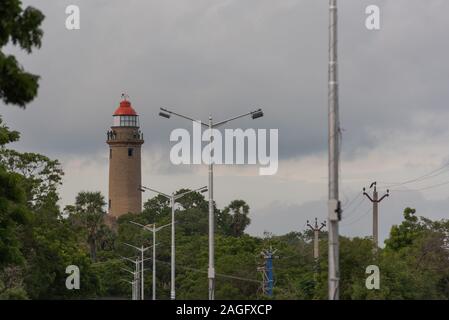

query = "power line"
[
  {"left": 340, "top": 207, "right": 371, "bottom": 227},
  {"left": 379, "top": 161, "right": 449, "bottom": 189},
  {"left": 342, "top": 196, "right": 365, "bottom": 219},
  {"left": 391, "top": 179, "right": 449, "bottom": 192},
  {"left": 342, "top": 192, "right": 362, "bottom": 210}
]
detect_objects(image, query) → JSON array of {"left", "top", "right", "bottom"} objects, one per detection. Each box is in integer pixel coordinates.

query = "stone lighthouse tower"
[{"left": 106, "top": 96, "right": 144, "bottom": 218}]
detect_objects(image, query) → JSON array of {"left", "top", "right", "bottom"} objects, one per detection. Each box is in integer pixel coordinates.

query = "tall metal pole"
[
  {"left": 153, "top": 224, "right": 156, "bottom": 300},
  {"left": 132, "top": 281, "right": 136, "bottom": 300},
  {"left": 208, "top": 115, "right": 215, "bottom": 300},
  {"left": 136, "top": 257, "right": 140, "bottom": 300},
  {"left": 158, "top": 108, "right": 263, "bottom": 300},
  {"left": 170, "top": 195, "right": 176, "bottom": 300},
  {"left": 141, "top": 246, "right": 144, "bottom": 300},
  {"left": 328, "top": 0, "right": 341, "bottom": 301}
]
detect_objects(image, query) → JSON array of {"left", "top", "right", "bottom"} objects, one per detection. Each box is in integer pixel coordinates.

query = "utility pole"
[
  {"left": 328, "top": 0, "right": 342, "bottom": 300},
  {"left": 363, "top": 182, "right": 389, "bottom": 248},
  {"left": 135, "top": 257, "right": 140, "bottom": 300},
  {"left": 307, "top": 218, "right": 326, "bottom": 260},
  {"left": 257, "top": 248, "right": 279, "bottom": 297}
]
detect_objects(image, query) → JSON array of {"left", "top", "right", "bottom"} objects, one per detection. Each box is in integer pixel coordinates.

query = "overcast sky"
[{"left": 2, "top": 0, "right": 449, "bottom": 244}]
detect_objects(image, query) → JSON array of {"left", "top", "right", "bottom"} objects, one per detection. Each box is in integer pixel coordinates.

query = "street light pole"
[
  {"left": 152, "top": 225, "right": 156, "bottom": 300},
  {"left": 159, "top": 107, "right": 264, "bottom": 300},
  {"left": 129, "top": 220, "right": 174, "bottom": 300},
  {"left": 207, "top": 115, "right": 215, "bottom": 300},
  {"left": 328, "top": 0, "right": 341, "bottom": 300},
  {"left": 139, "top": 185, "right": 207, "bottom": 300},
  {"left": 123, "top": 243, "right": 152, "bottom": 300},
  {"left": 170, "top": 195, "right": 175, "bottom": 300},
  {"left": 141, "top": 245, "right": 144, "bottom": 300},
  {"left": 121, "top": 255, "right": 152, "bottom": 300}
]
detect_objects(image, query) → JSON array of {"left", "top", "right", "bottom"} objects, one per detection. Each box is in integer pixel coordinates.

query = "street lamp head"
[
  {"left": 200, "top": 188, "right": 208, "bottom": 193},
  {"left": 138, "top": 186, "right": 146, "bottom": 192},
  {"left": 251, "top": 109, "right": 264, "bottom": 120},
  {"left": 159, "top": 111, "right": 171, "bottom": 119}
]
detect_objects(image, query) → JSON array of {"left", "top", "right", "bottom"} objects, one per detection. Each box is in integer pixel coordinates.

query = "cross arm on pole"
[
  {"left": 154, "top": 222, "right": 175, "bottom": 232},
  {"left": 122, "top": 242, "right": 154, "bottom": 252},
  {"left": 306, "top": 220, "right": 315, "bottom": 230},
  {"left": 160, "top": 107, "right": 207, "bottom": 127},
  {"left": 123, "top": 242, "right": 141, "bottom": 251},
  {"left": 319, "top": 221, "right": 327, "bottom": 231},
  {"left": 121, "top": 267, "right": 135, "bottom": 275},
  {"left": 362, "top": 188, "right": 375, "bottom": 202},
  {"left": 174, "top": 186, "right": 208, "bottom": 200},
  {"left": 120, "top": 279, "right": 135, "bottom": 285},
  {"left": 212, "top": 109, "right": 263, "bottom": 128},
  {"left": 120, "top": 255, "right": 138, "bottom": 264},
  {"left": 377, "top": 190, "right": 390, "bottom": 203},
  {"left": 139, "top": 185, "right": 171, "bottom": 199}
]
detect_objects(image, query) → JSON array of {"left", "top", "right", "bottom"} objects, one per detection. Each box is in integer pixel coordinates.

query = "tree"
[
  {"left": 0, "top": 149, "right": 63, "bottom": 209},
  {"left": 0, "top": 0, "right": 45, "bottom": 107},
  {"left": 0, "top": 117, "right": 29, "bottom": 269},
  {"left": 66, "top": 192, "right": 107, "bottom": 262},
  {"left": 220, "top": 200, "right": 251, "bottom": 237},
  {"left": 385, "top": 207, "right": 426, "bottom": 251}
]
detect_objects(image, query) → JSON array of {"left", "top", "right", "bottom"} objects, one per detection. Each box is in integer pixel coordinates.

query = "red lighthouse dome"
[
  {"left": 112, "top": 96, "right": 139, "bottom": 127},
  {"left": 113, "top": 99, "right": 137, "bottom": 116}
]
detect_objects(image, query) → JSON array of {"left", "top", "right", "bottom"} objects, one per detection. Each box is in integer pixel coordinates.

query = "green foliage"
[
  {"left": 219, "top": 200, "right": 251, "bottom": 237},
  {"left": 0, "top": 149, "right": 63, "bottom": 209},
  {"left": 0, "top": 166, "right": 29, "bottom": 267},
  {"left": 0, "top": 0, "right": 45, "bottom": 107},
  {"left": 65, "top": 192, "right": 107, "bottom": 262}
]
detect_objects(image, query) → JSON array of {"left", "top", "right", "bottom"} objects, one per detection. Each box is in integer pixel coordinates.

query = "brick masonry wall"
[{"left": 107, "top": 126, "right": 143, "bottom": 218}]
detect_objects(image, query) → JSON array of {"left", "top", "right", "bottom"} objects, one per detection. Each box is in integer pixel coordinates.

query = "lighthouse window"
[
  {"left": 128, "top": 148, "right": 134, "bottom": 157},
  {"left": 120, "top": 116, "right": 137, "bottom": 127}
]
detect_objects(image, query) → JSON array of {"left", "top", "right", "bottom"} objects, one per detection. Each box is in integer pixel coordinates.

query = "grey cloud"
[{"left": 4, "top": 0, "right": 449, "bottom": 161}]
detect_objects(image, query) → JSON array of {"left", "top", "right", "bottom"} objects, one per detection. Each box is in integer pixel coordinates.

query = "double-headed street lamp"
[
  {"left": 121, "top": 255, "right": 152, "bottom": 300},
  {"left": 123, "top": 243, "right": 153, "bottom": 300},
  {"left": 130, "top": 220, "right": 173, "bottom": 300},
  {"left": 138, "top": 185, "right": 208, "bottom": 300},
  {"left": 121, "top": 256, "right": 140, "bottom": 300},
  {"left": 159, "top": 107, "right": 264, "bottom": 300}
]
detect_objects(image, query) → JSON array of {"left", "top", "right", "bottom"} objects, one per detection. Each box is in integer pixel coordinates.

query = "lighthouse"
[{"left": 106, "top": 96, "right": 144, "bottom": 218}]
